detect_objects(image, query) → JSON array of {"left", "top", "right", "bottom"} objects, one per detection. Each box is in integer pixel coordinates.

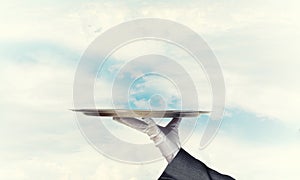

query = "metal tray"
[{"left": 72, "top": 109, "right": 210, "bottom": 118}]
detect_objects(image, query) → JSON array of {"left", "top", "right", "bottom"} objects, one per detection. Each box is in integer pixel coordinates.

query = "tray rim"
[{"left": 71, "top": 109, "right": 210, "bottom": 118}]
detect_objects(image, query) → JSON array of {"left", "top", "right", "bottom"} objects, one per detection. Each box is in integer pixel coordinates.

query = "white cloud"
[
  {"left": 184, "top": 130, "right": 300, "bottom": 180},
  {"left": 74, "top": 1, "right": 300, "bottom": 124},
  {"left": 224, "top": 70, "right": 300, "bottom": 124},
  {"left": 0, "top": 63, "right": 74, "bottom": 109},
  {"left": 1, "top": 0, "right": 300, "bottom": 179}
]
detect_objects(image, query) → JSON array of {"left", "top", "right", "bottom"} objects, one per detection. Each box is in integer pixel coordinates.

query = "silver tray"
[{"left": 72, "top": 109, "right": 210, "bottom": 118}]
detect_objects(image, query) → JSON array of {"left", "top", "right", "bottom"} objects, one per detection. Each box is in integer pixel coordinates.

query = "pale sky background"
[{"left": 0, "top": 0, "right": 300, "bottom": 179}]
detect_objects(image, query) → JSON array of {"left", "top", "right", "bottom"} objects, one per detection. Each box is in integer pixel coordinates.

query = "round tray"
[{"left": 72, "top": 109, "right": 210, "bottom": 118}]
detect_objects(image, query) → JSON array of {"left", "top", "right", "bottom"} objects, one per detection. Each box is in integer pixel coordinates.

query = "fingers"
[
  {"left": 166, "top": 117, "right": 182, "bottom": 129},
  {"left": 140, "top": 117, "right": 162, "bottom": 138},
  {"left": 112, "top": 117, "right": 148, "bottom": 132},
  {"left": 141, "top": 117, "right": 156, "bottom": 125}
]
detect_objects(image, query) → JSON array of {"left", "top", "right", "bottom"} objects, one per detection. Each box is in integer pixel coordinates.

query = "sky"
[{"left": 0, "top": 0, "right": 300, "bottom": 179}]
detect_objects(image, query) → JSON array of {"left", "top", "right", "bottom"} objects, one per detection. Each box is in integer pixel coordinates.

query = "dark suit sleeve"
[{"left": 158, "top": 148, "right": 234, "bottom": 180}]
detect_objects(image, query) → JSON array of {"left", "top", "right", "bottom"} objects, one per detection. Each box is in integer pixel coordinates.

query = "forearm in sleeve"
[{"left": 159, "top": 148, "right": 234, "bottom": 180}]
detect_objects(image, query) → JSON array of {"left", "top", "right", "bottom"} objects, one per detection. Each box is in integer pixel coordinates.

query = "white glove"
[{"left": 113, "top": 117, "right": 182, "bottom": 163}]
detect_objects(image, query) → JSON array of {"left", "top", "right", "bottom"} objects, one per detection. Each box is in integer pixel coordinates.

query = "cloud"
[
  {"left": 1, "top": 0, "right": 300, "bottom": 179},
  {"left": 75, "top": 1, "right": 300, "bottom": 124},
  {"left": 184, "top": 132, "right": 300, "bottom": 180}
]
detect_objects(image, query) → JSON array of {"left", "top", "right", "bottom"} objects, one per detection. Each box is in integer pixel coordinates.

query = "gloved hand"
[{"left": 113, "top": 116, "right": 182, "bottom": 163}]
